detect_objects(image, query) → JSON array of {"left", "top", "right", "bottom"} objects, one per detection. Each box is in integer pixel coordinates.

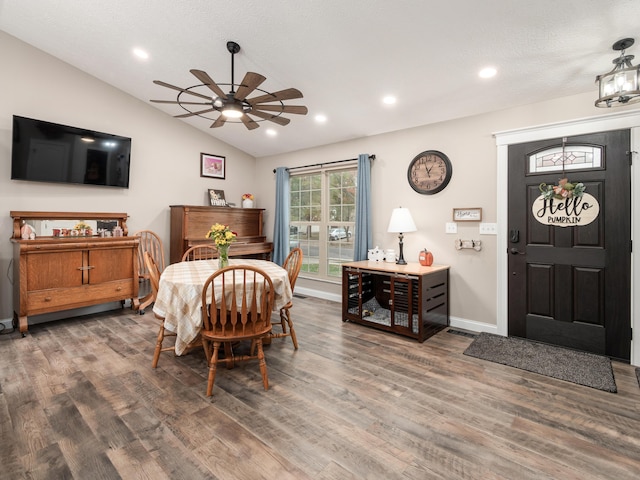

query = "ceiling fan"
[{"left": 150, "top": 41, "right": 308, "bottom": 130}]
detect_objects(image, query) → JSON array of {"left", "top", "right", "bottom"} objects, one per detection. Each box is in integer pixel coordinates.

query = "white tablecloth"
[{"left": 153, "top": 259, "right": 292, "bottom": 355}]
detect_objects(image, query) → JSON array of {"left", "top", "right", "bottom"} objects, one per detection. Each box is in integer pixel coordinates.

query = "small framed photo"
[
  {"left": 208, "top": 189, "right": 227, "bottom": 207},
  {"left": 200, "top": 153, "right": 225, "bottom": 179},
  {"left": 453, "top": 207, "right": 482, "bottom": 222}
]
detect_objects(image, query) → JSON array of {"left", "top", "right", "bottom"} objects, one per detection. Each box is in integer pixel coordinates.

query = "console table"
[
  {"left": 10, "top": 211, "right": 139, "bottom": 334},
  {"left": 342, "top": 261, "right": 449, "bottom": 342}
]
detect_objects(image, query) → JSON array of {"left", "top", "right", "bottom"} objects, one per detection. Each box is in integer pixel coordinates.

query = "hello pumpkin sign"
[{"left": 532, "top": 178, "right": 600, "bottom": 227}]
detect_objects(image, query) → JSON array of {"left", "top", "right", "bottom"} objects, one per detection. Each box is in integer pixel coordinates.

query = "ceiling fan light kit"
[
  {"left": 595, "top": 38, "right": 640, "bottom": 108},
  {"left": 151, "top": 41, "right": 308, "bottom": 129}
]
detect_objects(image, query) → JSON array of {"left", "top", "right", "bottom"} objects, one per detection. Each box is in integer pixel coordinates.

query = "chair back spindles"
[
  {"left": 181, "top": 245, "right": 218, "bottom": 262},
  {"left": 284, "top": 247, "right": 303, "bottom": 291},
  {"left": 200, "top": 265, "right": 275, "bottom": 396},
  {"left": 134, "top": 230, "right": 165, "bottom": 313},
  {"left": 271, "top": 247, "right": 303, "bottom": 350}
]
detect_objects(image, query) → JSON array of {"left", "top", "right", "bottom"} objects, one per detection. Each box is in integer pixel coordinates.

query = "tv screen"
[{"left": 11, "top": 115, "right": 131, "bottom": 188}]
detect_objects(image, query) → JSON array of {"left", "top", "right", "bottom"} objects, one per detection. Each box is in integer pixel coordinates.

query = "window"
[
  {"left": 528, "top": 145, "right": 602, "bottom": 174},
  {"left": 290, "top": 167, "right": 357, "bottom": 281}
]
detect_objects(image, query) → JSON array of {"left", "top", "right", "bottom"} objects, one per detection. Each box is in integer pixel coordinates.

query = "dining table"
[{"left": 152, "top": 258, "right": 293, "bottom": 355}]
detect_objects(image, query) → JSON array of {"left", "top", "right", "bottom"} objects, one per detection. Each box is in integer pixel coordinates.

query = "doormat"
[{"left": 464, "top": 332, "right": 617, "bottom": 393}]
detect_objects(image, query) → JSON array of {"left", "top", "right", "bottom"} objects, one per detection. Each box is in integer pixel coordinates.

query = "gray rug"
[{"left": 464, "top": 332, "right": 617, "bottom": 393}]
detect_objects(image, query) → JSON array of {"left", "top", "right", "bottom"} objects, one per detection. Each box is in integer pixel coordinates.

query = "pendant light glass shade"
[{"left": 595, "top": 38, "right": 640, "bottom": 108}]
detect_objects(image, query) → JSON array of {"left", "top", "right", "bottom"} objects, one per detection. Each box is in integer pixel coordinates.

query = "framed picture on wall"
[{"left": 200, "top": 153, "right": 225, "bottom": 179}]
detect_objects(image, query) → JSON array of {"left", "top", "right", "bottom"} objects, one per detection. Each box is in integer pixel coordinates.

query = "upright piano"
[{"left": 169, "top": 205, "right": 273, "bottom": 264}]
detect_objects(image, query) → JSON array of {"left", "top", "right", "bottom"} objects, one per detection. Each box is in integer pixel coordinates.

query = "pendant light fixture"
[{"left": 595, "top": 38, "right": 640, "bottom": 108}]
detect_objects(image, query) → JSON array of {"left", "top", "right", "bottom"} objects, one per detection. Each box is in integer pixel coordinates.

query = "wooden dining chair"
[
  {"left": 181, "top": 244, "right": 218, "bottom": 262},
  {"left": 200, "top": 265, "right": 275, "bottom": 396},
  {"left": 270, "top": 247, "right": 302, "bottom": 349},
  {"left": 144, "top": 251, "right": 176, "bottom": 368},
  {"left": 135, "top": 230, "right": 166, "bottom": 313}
]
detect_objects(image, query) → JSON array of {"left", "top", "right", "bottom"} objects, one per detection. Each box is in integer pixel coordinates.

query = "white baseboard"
[
  {"left": 295, "top": 287, "right": 499, "bottom": 335},
  {"left": 449, "top": 315, "right": 498, "bottom": 335},
  {"left": 295, "top": 286, "right": 341, "bottom": 303}
]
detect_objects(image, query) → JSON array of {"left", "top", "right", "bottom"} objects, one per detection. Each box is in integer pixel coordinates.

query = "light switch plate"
[
  {"left": 445, "top": 222, "right": 458, "bottom": 234},
  {"left": 479, "top": 222, "right": 497, "bottom": 235}
]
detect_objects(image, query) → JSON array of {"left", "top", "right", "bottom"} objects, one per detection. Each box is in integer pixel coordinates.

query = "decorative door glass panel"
[{"left": 528, "top": 145, "right": 602, "bottom": 174}]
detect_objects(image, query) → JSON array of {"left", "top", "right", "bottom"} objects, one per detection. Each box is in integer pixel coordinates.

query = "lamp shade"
[{"left": 387, "top": 207, "right": 417, "bottom": 233}]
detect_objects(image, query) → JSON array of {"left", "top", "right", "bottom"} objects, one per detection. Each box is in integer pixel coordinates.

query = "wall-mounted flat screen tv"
[{"left": 11, "top": 115, "right": 131, "bottom": 188}]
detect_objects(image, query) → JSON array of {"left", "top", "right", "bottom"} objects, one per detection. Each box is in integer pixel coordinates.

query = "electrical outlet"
[
  {"left": 445, "top": 222, "right": 458, "bottom": 234},
  {"left": 479, "top": 222, "right": 497, "bottom": 235}
]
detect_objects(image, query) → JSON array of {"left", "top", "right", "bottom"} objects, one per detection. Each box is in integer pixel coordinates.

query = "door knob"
[{"left": 510, "top": 248, "right": 525, "bottom": 255}]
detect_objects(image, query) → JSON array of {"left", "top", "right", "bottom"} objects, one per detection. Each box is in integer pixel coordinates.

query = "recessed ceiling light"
[
  {"left": 133, "top": 48, "right": 149, "bottom": 60},
  {"left": 382, "top": 95, "right": 397, "bottom": 105},
  {"left": 315, "top": 114, "right": 327, "bottom": 123},
  {"left": 479, "top": 67, "right": 497, "bottom": 78},
  {"left": 266, "top": 129, "right": 277, "bottom": 137}
]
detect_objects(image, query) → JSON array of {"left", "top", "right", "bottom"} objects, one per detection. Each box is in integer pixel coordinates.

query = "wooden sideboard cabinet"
[
  {"left": 169, "top": 205, "right": 273, "bottom": 264},
  {"left": 10, "top": 211, "right": 139, "bottom": 334},
  {"left": 342, "top": 260, "right": 450, "bottom": 342}
]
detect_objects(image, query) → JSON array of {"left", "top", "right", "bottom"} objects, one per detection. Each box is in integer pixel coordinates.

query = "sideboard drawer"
[{"left": 26, "top": 280, "right": 134, "bottom": 315}]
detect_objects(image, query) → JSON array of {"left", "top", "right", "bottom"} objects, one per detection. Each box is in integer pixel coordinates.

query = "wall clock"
[{"left": 407, "top": 150, "right": 452, "bottom": 195}]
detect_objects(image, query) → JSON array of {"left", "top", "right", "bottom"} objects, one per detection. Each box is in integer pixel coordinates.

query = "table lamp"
[{"left": 387, "top": 207, "right": 417, "bottom": 265}]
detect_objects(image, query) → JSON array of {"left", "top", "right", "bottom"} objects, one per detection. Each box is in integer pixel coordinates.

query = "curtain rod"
[{"left": 273, "top": 154, "right": 375, "bottom": 174}]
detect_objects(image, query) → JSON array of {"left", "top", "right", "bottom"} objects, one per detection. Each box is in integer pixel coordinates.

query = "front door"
[{"left": 508, "top": 130, "right": 631, "bottom": 362}]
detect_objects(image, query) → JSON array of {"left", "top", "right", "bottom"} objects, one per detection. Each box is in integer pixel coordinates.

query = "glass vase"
[{"left": 218, "top": 244, "right": 229, "bottom": 269}]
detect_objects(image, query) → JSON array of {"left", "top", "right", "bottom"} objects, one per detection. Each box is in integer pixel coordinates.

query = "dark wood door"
[{"left": 508, "top": 130, "right": 631, "bottom": 362}]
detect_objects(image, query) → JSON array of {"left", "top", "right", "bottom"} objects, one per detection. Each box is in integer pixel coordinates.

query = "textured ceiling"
[{"left": 1, "top": 0, "right": 639, "bottom": 158}]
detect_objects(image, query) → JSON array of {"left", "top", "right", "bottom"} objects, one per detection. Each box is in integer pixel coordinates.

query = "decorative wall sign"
[
  {"left": 532, "top": 188, "right": 600, "bottom": 227},
  {"left": 533, "top": 177, "right": 599, "bottom": 226},
  {"left": 453, "top": 208, "right": 482, "bottom": 222}
]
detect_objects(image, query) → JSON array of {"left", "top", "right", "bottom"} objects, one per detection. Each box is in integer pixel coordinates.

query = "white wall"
[
  {"left": 0, "top": 32, "right": 257, "bottom": 320},
  {"left": 255, "top": 92, "right": 640, "bottom": 332}
]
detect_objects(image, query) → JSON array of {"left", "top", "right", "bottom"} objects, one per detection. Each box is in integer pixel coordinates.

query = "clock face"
[{"left": 407, "top": 150, "right": 452, "bottom": 195}]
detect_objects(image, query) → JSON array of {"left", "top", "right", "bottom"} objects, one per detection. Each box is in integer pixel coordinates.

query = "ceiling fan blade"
[
  {"left": 153, "top": 80, "right": 212, "bottom": 100},
  {"left": 240, "top": 115, "right": 260, "bottom": 130},
  {"left": 246, "top": 88, "right": 303, "bottom": 105},
  {"left": 253, "top": 104, "right": 308, "bottom": 115},
  {"left": 174, "top": 108, "right": 216, "bottom": 118},
  {"left": 150, "top": 99, "right": 211, "bottom": 105},
  {"left": 248, "top": 109, "right": 291, "bottom": 126},
  {"left": 234, "top": 72, "right": 267, "bottom": 101},
  {"left": 210, "top": 116, "right": 227, "bottom": 128},
  {"left": 190, "top": 69, "right": 228, "bottom": 98}
]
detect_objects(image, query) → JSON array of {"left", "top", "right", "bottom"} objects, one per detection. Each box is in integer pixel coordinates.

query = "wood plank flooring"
[{"left": 1, "top": 296, "right": 639, "bottom": 479}]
